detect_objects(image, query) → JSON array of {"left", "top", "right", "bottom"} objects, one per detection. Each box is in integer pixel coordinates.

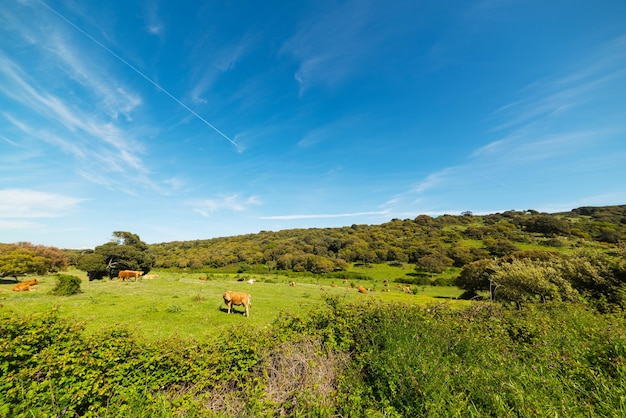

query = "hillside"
[{"left": 148, "top": 205, "right": 626, "bottom": 273}]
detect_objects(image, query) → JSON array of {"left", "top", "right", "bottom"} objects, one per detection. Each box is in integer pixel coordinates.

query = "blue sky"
[{"left": 1, "top": 0, "right": 625, "bottom": 249}]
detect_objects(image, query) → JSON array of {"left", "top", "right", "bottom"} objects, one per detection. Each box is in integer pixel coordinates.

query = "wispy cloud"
[
  {"left": 280, "top": 1, "right": 385, "bottom": 94},
  {"left": 262, "top": 211, "right": 388, "bottom": 220},
  {"left": 143, "top": 2, "right": 164, "bottom": 36},
  {"left": 297, "top": 115, "right": 364, "bottom": 148},
  {"left": 0, "top": 220, "right": 42, "bottom": 230},
  {"left": 490, "top": 36, "right": 626, "bottom": 134},
  {"left": 0, "top": 189, "right": 84, "bottom": 218},
  {"left": 394, "top": 34, "right": 626, "bottom": 212},
  {"left": 190, "top": 194, "right": 261, "bottom": 217},
  {"left": 48, "top": 31, "right": 142, "bottom": 121},
  {"left": 187, "top": 33, "right": 255, "bottom": 105},
  {"left": 0, "top": 41, "right": 153, "bottom": 192}
]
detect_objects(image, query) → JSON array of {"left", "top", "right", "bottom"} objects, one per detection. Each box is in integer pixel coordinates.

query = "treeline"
[
  {"left": 0, "top": 242, "right": 68, "bottom": 280},
  {"left": 149, "top": 205, "right": 626, "bottom": 272}
]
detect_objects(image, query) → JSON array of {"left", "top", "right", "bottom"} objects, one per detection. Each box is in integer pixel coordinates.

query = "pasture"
[
  {"left": 0, "top": 269, "right": 467, "bottom": 341},
  {"left": 3, "top": 270, "right": 624, "bottom": 417}
]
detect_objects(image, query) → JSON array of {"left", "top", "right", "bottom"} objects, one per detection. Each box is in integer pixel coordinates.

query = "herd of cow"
[{"left": 9, "top": 270, "right": 395, "bottom": 319}]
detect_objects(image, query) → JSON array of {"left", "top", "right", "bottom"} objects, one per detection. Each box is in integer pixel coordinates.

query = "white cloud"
[
  {"left": 490, "top": 35, "right": 626, "bottom": 134},
  {"left": 143, "top": 2, "right": 164, "bottom": 36},
  {"left": 396, "top": 34, "right": 626, "bottom": 213},
  {"left": 262, "top": 211, "right": 388, "bottom": 220},
  {"left": 188, "top": 34, "right": 255, "bottom": 104},
  {"left": 0, "top": 51, "right": 156, "bottom": 193},
  {"left": 191, "top": 194, "right": 261, "bottom": 217},
  {"left": 280, "top": 1, "right": 381, "bottom": 94},
  {"left": 0, "top": 189, "right": 84, "bottom": 218},
  {"left": 0, "top": 220, "right": 41, "bottom": 230}
]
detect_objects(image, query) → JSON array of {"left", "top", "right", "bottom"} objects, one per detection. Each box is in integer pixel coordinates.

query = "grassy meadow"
[
  {"left": 2, "top": 269, "right": 625, "bottom": 416},
  {"left": 0, "top": 267, "right": 467, "bottom": 341}
]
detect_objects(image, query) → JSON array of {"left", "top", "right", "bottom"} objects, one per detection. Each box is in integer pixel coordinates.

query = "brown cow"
[
  {"left": 198, "top": 276, "right": 207, "bottom": 281},
  {"left": 289, "top": 281, "right": 296, "bottom": 287},
  {"left": 222, "top": 291, "right": 251, "bottom": 317},
  {"left": 13, "top": 279, "right": 38, "bottom": 292},
  {"left": 356, "top": 286, "right": 368, "bottom": 294},
  {"left": 117, "top": 270, "right": 143, "bottom": 281}
]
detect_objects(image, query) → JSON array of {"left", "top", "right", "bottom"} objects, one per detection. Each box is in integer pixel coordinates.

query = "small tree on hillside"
[
  {"left": 415, "top": 253, "right": 453, "bottom": 275},
  {"left": 455, "top": 259, "right": 497, "bottom": 299},
  {"left": 491, "top": 259, "right": 579, "bottom": 309}
]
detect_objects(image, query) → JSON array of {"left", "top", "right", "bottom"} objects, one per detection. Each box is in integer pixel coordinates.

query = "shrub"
[
  {"left": 2, "top": 298, "right": 625, "bottom": 416},
  {"left": 50, "top": 274, "right": 82, "bottom": 295}
]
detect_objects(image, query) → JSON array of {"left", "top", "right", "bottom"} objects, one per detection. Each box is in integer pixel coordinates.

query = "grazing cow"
[
  {"left": 143, "top": 274, "right": 158, "bottom": 279},
  {"left": 12, "top": 279, "right": 38, "bottom": 292},
  {"left": 357, "top": 286, "right": 368, "bottom": 294},
  {"left": 289, "top": 281, "right": 296, "bottom": 287},
  {"left": 331, "top": 283, "right": 338, "bottom": 288},
  {"left": 222, "top": 291, "right": 251, "bottom": 317},
  {"left": 198, "top": 276, "right": 207, "bottom": 281},
  {"left": 117, "top": 270, "right": 143, "bottom": 281}
]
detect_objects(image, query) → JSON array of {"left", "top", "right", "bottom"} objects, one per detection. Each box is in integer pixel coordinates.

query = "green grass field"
[{"left": 0, "top": 269, "right": 469, "bottom": 341}]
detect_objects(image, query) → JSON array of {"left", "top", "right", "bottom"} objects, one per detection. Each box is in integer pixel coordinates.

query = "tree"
[
  {"left": 484, "top": 239, "right": 519, "bottom": 257},
  {"left": 0, "top": 243, "right": 69, "bottom": 280},
  {"left": 522, "top": 215, "right": 570, "bottom": 236},
  {"left": 558, "top": 249, "right": 626, "bottom": 312},
  {"left": 455, "top": 259, "right": 497, "bottom": 299},
  {"left": 415, "top": 253, "right": 453, "bottom": 275},
  {"left": 77, "top": 232, "right": 154, "bottom": 280},
  {"left": 447, "top": 246, "right": 474, "bottom": 267},
  {"left": 491, "top": 259, "right": 578, "bottom": 308},
  {"left": 76, "top": 252, "right": 107, "bottom": 281}
]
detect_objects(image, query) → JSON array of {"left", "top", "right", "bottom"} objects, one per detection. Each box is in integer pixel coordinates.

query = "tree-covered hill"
[{"left": 149, "top": 205, "right": 626, "bottom": 272}]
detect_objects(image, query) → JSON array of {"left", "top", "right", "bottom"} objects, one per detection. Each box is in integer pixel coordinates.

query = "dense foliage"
[
  {"left": 148, "top": 205, "right": 626, "bottom": 275},
  {"left": 455, "top": 248, "right": 626, "bottom": 312},
  {"left": 1, "top": 301, "right": 624, "bottom": 416},
  {"left": 75, "top": 232, "right": 155, "bottom": 280},
  {"left": 50, "top": 274, "right": 83, "bottom": 296},
  {"left": 0, "top": 242, "right": 68, "bottom": 280}
]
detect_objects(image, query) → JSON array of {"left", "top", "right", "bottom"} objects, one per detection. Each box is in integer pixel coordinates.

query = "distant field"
[{"left": 0, "top": 269, "right": 469, "bottom": 341}]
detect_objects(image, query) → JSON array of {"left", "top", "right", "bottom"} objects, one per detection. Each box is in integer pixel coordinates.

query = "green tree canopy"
[
  {"left": 0, "top": 242, "right": 69, "bottom": 280},
  {"left": 491, "top": 258, "right": 579, "bottom": 308},
  {"left": 77, "top": 232, "right": 154, "bottom": 280}
]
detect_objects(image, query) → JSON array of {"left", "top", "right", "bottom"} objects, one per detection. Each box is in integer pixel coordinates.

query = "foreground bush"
[
  {"left": 1, "top": 300, "right": 624, "bottom": 417},
  {"left": 277, "top": 298, "right": 626, "bottom": 416}
]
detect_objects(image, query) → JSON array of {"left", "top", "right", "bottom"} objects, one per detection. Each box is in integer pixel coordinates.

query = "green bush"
[
  {"left": 1, "top": 301, "right": 624, "bottom": 416},
  {"left": 50, "top": 274, "right": 82, "bottom": 295}
]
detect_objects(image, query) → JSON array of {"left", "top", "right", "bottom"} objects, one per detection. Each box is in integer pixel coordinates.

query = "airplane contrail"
[{"left": 37, "top": 0, "right": 240, "bottom": 150}]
